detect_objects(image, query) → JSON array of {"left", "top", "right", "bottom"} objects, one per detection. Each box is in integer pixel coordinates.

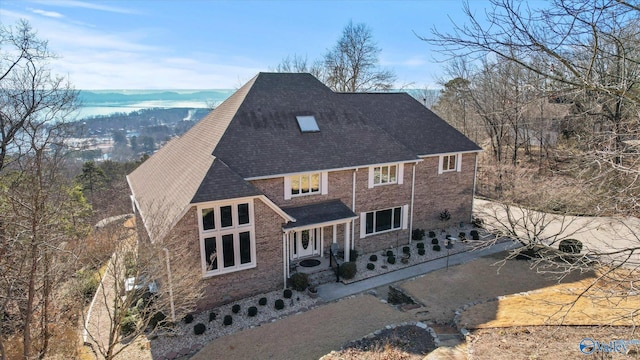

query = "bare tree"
[{"left": 80, "top": 209, "right": 203, "bottom": 360}]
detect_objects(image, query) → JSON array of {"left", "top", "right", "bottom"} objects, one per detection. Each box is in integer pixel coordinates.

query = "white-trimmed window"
[
  {"left": 438, "top": 154, "right": 462, "bottom": 174},
  {"left": 198, "top": 200, "right": 256, "bottom": 276},
  {"left": 368, "top": 163, "right": 404, "bottom": 188},
  {"left": 284, "top": 172, "right": 328, "bottom": 199},
  {"left": 360, "top": 205, "right": 409, "bottom": 237}
]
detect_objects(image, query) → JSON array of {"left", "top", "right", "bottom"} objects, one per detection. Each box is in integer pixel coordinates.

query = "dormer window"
[{"left": 296, "top": 115, "right": 319, "bottom": 132}]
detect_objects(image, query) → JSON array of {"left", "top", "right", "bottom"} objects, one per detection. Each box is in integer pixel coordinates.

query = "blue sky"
[{"left": 1, "top": 0, "right": 494, "bottom": 89}]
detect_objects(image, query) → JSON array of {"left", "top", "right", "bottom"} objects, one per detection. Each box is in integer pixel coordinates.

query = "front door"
[{"left": 291, "top": 228, "right": 320, "bottom": 260}]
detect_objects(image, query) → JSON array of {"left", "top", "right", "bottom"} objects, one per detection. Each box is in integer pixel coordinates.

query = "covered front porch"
[{"left": 281, "top": 200, "right": 358, "bottom": 281}]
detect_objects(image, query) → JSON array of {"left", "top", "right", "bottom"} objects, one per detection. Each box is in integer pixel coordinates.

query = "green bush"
[
  {"left": 339, "top": 261, "right": 357, "bottom": 279},
  {"left": 208, "top": 312, "right": 217, "bottom": 322},
  {"left": 194, "top": 323, "right": 206, "bottom": 335},
  {"left": 412, "top": 228, "right": 425, "bottom": 241},
  {"left": 387, "top": 256, "right": 396, "bottom": 264},
  {"left": 459, "top": 232, "right": 466, "bottom": 240},
  {"left": 433, "top": 245, "right": 441, "bottom": 251},
  {"left": 428, "top": 231, "right": 436, "bottom": 238},
  {"left": 283, "top": 289, "right": 293, "bottom": 299},
  {"left": 275, "top": 299, "right": 285, "bottom": 310},
  {"left": 402, "top": 246, "right": 411, "bottom": 254},
  {"left": 290, "top": 272, "right": 309, "bottom": 291},
  {"left": 369, "top": 254, "right": 378, "bottom": 262},
  {"left": 386, "top": 250, "right": 394, "bottom": 257},
  {"left": 232, "top": 304, "right": 240, "bottom": 314},
  {"left": 470, "top": 230, "right": 479, "bottom": 240},
  {"left": 416, "top": 242, "right": 425, "bottom": 249},
  {"left": 431, "top": 238, "right": 439, "bottom": 245},
  {"left": 418, "top": 248, "right": 426, "bottom": 256},
  {"left": 183, "top": 314, "right": 194, "bottom": 324},
  {"left": 248, "top": 306, "right": 258, "bottom": 317},
  {"left": 79, "top": 270, "right": 99, "bottom": 301},
  {"left": 121, "top": 313, "right": 138, "bottom": 337},
  {"left": 349, "top": 249, "right": 359, "bottom": 262},
  {"left": 223, "top": 315, "right": 232, "bottom": 326},
  {"left": 258, "top": 297, "right": 267, "bottom": 306},
  {"left": 367, "top": 263, "right": 375, "bottom": 270},
  {"left": 559, "top": 239, "right": 583, "bottom": 254}
]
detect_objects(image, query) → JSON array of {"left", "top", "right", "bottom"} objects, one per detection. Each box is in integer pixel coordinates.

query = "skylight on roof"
[{"left": 296, "top": 115, "right": 320, "bottom": 133}]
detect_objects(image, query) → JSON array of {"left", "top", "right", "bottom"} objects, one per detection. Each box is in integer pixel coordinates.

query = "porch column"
[
  {"left": 344, "top": 221, "right": 350, "bottom": 262},
  {"left": 282, "top": 232, "right": 288, "bottom": 286},
  {"left": 332, "top": 224, "right": 337, "bottom": 243}
]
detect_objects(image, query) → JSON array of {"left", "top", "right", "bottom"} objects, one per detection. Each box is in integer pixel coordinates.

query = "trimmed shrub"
[
  {"left": 459, "top": 232, "right": 466, "bottom": 240},
  {"left": 366, "top": 263, "right": 375, "bottom": 270},
  {"left": 418, "top": 248, "right": 426, "bottom": 256},
  {"left": 387, "top": 256, "right": 396, "bottom": 264},
  {"left": 516, "top": 248, "right": 540, "bottom": 260},
  {"left": 258, "top": 297, "right": 267, "bottom": 306},
  {"left": 470, "top": 230, "right": 480, "bottom": 240},
  {"left": 149, "top": 311, "right": 166, "bottom": 329},
  {"left": 439, "top": 209, "right": 451, "bottom": 222},
  {"left": 472, "top": 216, "right": 484, "bottom": 228},
  {"left": 247, "top": 306, "right": 258, "bottom": 317},
  {"left": 433, "top": 244, "right": 441, "bottom": 251},
  {"left": 428, "top": 231, "right": 436, "bottom": 238},
  {"left": 559, "top": 239, "right": 583, "bottom": 254},
  {"left": 194, "top": 323, "right": 206, "bottom": 335},
  {"left": 290, "top": 272, "right": 309, "bottom": 291},
  {"left": 231, "top": 304, "right": 240, "bottom": 314},
  {"left": 275, "top": 299, "right": 285, "bottom": 310},
  {"left": 386, "top": 250, "right": 394, "bottom": 257},
  {"left": 339, "top": 261, "right": 357, "bottom": 279},
  {"left": 208, "top": 312, "right": 217, "bottom": 322},
  {"left": 223, "top": 315, "right": 232, "bottom": 326},
  {"left": 349, "top": 249, "right": 359, "bottom": 262},
  {"left": 431, "top": 238, "right": 439, "bottom": 245},
  {"left": 412, "top": 228, "right": 425, "bottom": 241},
  {"left": 417, "top": 242, "right": 425, "bottom": 249},
  {"left": 183, "top": 314, "right": 194, "bottom": 324},
  {"left": 402, "top": 246, "right": 411, "bottom": 254},
  {"left": 369, "top": 254, "right": 378, "bottom": 262},
  {"left": 283, "top": 289, "right": 293, "bottom": 299}
]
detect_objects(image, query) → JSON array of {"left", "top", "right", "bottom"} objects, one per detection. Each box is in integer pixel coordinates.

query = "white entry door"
[{"left": 291, "top": 228, "right": 319, "bottom": 259}]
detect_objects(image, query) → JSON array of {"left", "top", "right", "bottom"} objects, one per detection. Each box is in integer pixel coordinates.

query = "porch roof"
[{"left": 282, "top": 199, "right": 357, "bottom": 230}]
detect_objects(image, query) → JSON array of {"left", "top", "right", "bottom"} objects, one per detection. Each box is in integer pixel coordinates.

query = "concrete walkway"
[{"left": 317, "top": 240, "right": 519, "bottom": 302}]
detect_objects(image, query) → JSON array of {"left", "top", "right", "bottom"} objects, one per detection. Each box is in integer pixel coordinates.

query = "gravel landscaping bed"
[{"left": 149, "top": 288, "right": 318, "bottom": 360}]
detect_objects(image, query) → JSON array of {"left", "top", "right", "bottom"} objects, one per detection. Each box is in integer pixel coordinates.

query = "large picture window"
[
  {"left": 198, "top": 200, "right": 256, "bottom": 276},
  {"left": 364, "top": 207, "right": 403, "bottom": 235}
]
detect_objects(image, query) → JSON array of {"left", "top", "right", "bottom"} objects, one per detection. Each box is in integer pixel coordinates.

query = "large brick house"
[{"left": 127, "top": 73, "right": 481, "bottom": 308}]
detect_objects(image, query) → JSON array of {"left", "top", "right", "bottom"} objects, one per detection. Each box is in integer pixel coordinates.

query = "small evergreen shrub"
[
  {"left": 431, "top": 238, "right": 439, "bottom": 245},
  {"left": 283, "top": 289, "right": 293, "bottom": 299},
  {"left": 339, "top": 261, "right": 357, "bottom": 279},
  {"left": 248, "top": 306, "right": 258, "bottom": 317},
  {"left": 428, "top": 231, "right": 436, "bottom": 238},
  {"left": 402, "top": 246, "right": 411, "bottom": 254},
  {"left": 412, "top": 228, "right": 425, "bottom": 241},
  {"left": 459, "top": 232, "right": 466, "bottom": 240},
  {"left": 232, "top": 304, "right": 241, "bottom": 314},
  {"left": 433, "top": 244, "right": 441, "bottom": 251},
  {"left": 258, "top": 297, "right": 267, "bottom": 306},
  {"left": 349, "top": 249, "right": 359, "bottom": 262},
  {"left": 439, "top": 209, "right": 451, "bottom": 222},
  {"left": 418, "top": 248, "right": 426, "bottom": 256},
  {"left": 208, "top": 312, "right": 217, "bottom": 322},
  {"left": 275, "top": 299, "right": 285, "bottom": 310},
  {"left": 183, "top": 314, "right": 194, "bottom": 324},
  {"left": 470, "top": 230, "right": 480, "bottom": 240},
  {"left": 366, "top": 263, "right": 375, "bottom": 270},
  {"left": 223, "top": 315, "right": 232, "bottom": 326},
  {"left": 369, "top": 254, "right": 378, "bottom": 262},
  {"left": 387, "top": 256, "right": 396, "bottom": 264},
  {"left": 559, "top": 239, "right": 583, "bottom": 254},
  {"left": 416, "top": 242, "right": 425, "bottom": 249},
  {"left": 121, "top": 314, "right": 137, "bottom": 337},
  {"left": 386, "top": 250, "right": 394, "bottom": 257},
  {"left": 149, "top": 311, "right": 166, "bottom": 329},
  {"left": 290, "top": 272, "right": 309, "bottom": 291},
  {"left": 194, "top": 323, "right": 206, "bottom": 335},
  {"left": 472, "top": 216, "right": 484, "bottom": 228}
]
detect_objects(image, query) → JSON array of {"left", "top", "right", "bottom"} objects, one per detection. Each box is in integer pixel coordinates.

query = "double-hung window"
[
  {"left": 284, "top": 172, "right": 328, "bottom": 199},
  {"left": 198, "top": 200, "right": 255, "bottom": 276},
  {"left": 360, "top": 205, "right": 408, "bottom": 237}
]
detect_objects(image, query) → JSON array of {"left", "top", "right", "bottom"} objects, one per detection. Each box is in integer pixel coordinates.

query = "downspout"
[
  {"left": 351, "top": 169, "right": 357, "bottom": 250},
  {"left": 282, "top": 232, "right": 287, "bottom": 289},
  {"left": 472, "top": 153, "right": 478, "bottom": 222},
  {"left": 163, "top": 248, "right": 176, "bottom": 322},
  {"left": 409, "top": 162, "right": 416, "bottom": 243}
]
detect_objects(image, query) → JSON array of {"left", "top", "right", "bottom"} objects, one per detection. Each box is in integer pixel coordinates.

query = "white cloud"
[
  {"left": 29, "top": 8, "right": 64, "bottom": 18},
  {"left": 30, "top": 0, "right": 136, "bottom": 14}
]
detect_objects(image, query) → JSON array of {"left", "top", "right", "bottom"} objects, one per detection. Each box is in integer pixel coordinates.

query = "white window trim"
[
  {"left": 197, "top": 200, "right": 256, "bottom": 277},
  {"left": 368, "top": 163, "right": 404, "bottom": 188},
  {"left": 438, "top": 153, "right": 462, "bottom": 174},
  {"left": 360, "top": 205, "right": 408, "bottom": 238},
  {"left": 284, "top": 172, "right": 328, "bottom": 200}
]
